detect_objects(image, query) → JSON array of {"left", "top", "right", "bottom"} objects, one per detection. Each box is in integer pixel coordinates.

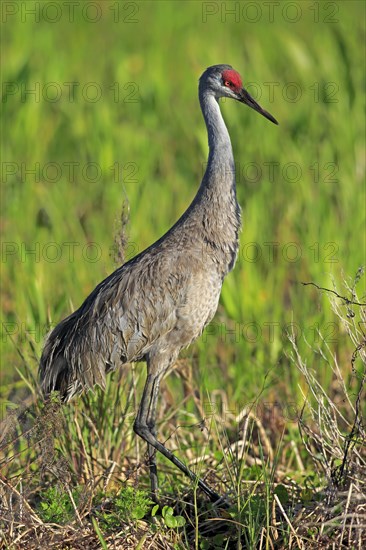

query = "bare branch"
[{"left": 301, "top": 282, "right": 366, "bottom": 307}]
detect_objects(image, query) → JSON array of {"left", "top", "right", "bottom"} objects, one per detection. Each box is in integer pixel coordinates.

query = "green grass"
[{"left": 1, "top": 1, "right": 365, "bottom": 547}]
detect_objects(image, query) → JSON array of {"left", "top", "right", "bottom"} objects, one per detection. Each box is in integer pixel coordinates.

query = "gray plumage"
[{"left": 39, "top": 64, "right": 277, "bottom": 503}]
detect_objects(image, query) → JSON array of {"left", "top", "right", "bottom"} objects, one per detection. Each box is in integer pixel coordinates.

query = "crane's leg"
[
  {"left": 135, "top": 364, "right": 166, "bottom": 501},
  {"left": 146, "top": 378, "right": 161, "bottom": 501},
  {"left": 134, "top": 356, "right": 227, "bottom": 506}
]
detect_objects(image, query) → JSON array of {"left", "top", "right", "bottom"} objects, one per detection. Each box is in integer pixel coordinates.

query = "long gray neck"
[
  {"left": 191, "top": 88, "right": 241, "bottom": 272},
  {"left": 200, "top": 91, "right": 231, "bottom": 151},
  {"left": 154, "top": 86, "right": 241, "bottom": 274},
  {"left": 198, "top": 90, "right": 236, "bottom": 195}
]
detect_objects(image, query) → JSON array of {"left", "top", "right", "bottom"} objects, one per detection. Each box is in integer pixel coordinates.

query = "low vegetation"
[{"left": 1, "top": 278, "right": 365, "bottom": 547}]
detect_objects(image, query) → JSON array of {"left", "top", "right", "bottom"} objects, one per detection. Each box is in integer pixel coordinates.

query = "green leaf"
[
  {"left": 151, "top": 504, "right": 159, "bottom": 517},
  {"left": 174, "top": 515, "right": 186, "bottom": 527},
  {"left": 162, "top": 505, "right": 173, "bottom": 518},
  {"left": 165, "top": 514, "right": 177, "bottom": 528},
  {"left": 161, "top": 506, "right": 185, "bottom": 528},
  {"left": 131, "top": 505, "right": 147, "bottom": 520}
]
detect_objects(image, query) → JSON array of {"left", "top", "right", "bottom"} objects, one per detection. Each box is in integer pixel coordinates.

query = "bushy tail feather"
[
  {"left": 39, "top": 308, "right": 110, "bottom": 402},
  {"left": 39, "top": 351, "right": 76, "bottom": 402}
]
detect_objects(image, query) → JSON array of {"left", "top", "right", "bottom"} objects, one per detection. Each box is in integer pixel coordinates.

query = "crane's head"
[{"left": 200, "top": 64, "right": 278, "bottom": 125}]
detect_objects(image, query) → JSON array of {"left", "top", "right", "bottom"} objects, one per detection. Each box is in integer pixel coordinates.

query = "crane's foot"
[
  {"left": 210, "top": 494, "right": 230, "bottom": 509},
  {"left": 199, "top": 483, "right": 230, "bottom": 509},
  {"left": 135, "top": 420, "right": 232, "bottom": 508}
]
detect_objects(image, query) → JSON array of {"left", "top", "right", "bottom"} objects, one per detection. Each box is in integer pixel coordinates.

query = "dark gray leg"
[
  {"left": 135, "top": 370, "right": 164, "bottom": 500},
  {"left": 133, "top": 362, "right": 227, "bottom": 505},
  {"left": 146, "top": 374, "right": 161, "bottom": 500},
  {"left": 147, "top": 444, "right": 158, "bottom": 500}
]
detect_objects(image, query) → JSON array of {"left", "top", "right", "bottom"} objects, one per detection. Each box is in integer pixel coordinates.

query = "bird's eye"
[{"left": 224, "top": 81, "right": 231, "bottom": 88}]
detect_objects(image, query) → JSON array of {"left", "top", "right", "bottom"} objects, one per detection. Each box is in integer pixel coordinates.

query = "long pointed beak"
[{"left": 237, "top": 87, "right": 278, "bottom": 125}]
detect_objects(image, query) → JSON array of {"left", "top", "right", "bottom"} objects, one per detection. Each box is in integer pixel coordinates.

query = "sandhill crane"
[{"left": 39, "top": 64, "right": 278, "bottom": 504}]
